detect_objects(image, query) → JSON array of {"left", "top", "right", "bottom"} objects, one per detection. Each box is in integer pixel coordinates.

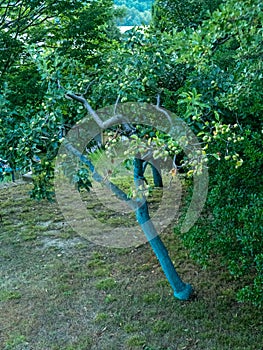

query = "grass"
[
  {"left": 0, "top": 180, "right": 263, "bottom": 350},
  {"left": 0, "top": 290, "right": 22, "bottom": 302}
]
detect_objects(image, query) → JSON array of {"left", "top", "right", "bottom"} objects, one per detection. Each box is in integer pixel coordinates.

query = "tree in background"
[
  {"left": 114, "top": 0, "right": 153, "bottom": 25},
  {"left": 152, "top": 0, "right": 222, "bottom": 31}
]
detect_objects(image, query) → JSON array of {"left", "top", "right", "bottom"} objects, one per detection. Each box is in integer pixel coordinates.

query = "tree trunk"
[
  {"left": 142, "top": 160, "right": 163, "bottom": 188},
  {"left": 63, "top": 143, "right": 192, "bottom": 300},
  {"left": 150, "top": 161, "right": 163, "bottom": 188},
  {"left": 134, "top": 158, "right": 193, "bottom": 300}
]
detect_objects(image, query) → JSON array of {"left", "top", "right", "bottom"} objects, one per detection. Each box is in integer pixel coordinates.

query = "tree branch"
[
  {"left": 63, "top": 141, "right": 138, "bottom": 210},
  {"left": 154, "top": 93, "right": 173, "bottom": 126},
  {"left": 211, "top": 35, "right": 233, "bottom": 53},
  {"left": 65, "top": 92, "right": 124, "bottom": 130}
]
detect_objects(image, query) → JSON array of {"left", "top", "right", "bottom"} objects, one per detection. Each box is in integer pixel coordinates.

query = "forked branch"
[{"left": 65, "top": 92, "right": 124, "bottom": 130}]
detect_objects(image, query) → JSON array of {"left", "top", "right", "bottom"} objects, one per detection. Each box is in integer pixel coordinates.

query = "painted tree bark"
[
  {"left": 142, "top": 160, "right": 163, "bottom": 188},
  {"left": 150, "top": 161, "right": 163, "bottom": 188},
  {"left": 134, "top": 158, "right": 192, "bottom": 300}
]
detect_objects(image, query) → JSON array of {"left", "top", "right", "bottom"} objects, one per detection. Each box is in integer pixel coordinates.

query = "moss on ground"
[{"left": 0, "top": 181, "right": 262, "bottom": 350}]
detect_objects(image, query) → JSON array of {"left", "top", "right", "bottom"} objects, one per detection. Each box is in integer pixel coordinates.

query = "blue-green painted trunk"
[
  {"left": 150, "top": 162, "right": 163, "bottom": 188},
  {"left": 142, "top": 161, "right": 163, "bottom": 188},
  {"left": 134, "top": 158, "right": 193, "bottom": 300},
  {"left": 64, "top": 142, "right": 192, "bottom": 300}
]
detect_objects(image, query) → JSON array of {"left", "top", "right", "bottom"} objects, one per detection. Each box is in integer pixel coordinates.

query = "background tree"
[
  {"left": 114, "top": 0, "right": 153, "bottom": 25},
  {"left": 152, "top": 0, "right": 222, "bottom": 31}
]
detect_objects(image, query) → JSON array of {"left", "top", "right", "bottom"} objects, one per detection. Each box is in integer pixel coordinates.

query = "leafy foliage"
[
  {"left": 0, "top": 0, "right": 119, "bottom": 197},
  {"left": 152, "top": 0, "right": 222, "bottom": 31},
  {"left": 158, "top": 0, "right": 263, "bottom": 305}
]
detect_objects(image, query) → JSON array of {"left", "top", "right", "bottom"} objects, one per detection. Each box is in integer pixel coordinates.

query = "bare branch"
[
  {"left": 83, "top": 80, "right": 95, "bottom": 96},
  {"left": 65, "top": 92, "right": 124, "bottom": 130},
  {"left": 154, "top": 94, "right": 173, "bottom": 126},
  {"left": 114, "top": 95, "right": 120, "bottom": 115}
]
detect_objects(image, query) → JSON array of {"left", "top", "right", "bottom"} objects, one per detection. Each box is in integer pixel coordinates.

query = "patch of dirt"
[{"left": 39, "top": 236, "right": 86, "bottom": 251}]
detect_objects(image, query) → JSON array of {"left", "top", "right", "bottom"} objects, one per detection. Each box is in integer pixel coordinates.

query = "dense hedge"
[
  {"left": 152, "top": 0, "right": 263, "bottom": 305},
  {"left": 177, "top": 130, "right": 263, "bottom": 305}
]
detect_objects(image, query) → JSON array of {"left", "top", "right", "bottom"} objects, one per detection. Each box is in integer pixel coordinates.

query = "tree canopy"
[{"left": 0, "top": 0, "right": 120, "bottom": 193}]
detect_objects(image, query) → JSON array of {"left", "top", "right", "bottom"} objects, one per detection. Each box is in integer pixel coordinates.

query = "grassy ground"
[{"left": 0, "top": 180, "right": 262, "bottom": 350}]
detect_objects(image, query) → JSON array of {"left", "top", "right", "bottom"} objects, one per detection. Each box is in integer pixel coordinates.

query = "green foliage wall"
[{"left": 157, "top": 0, "right": 263, "bottom": 305}]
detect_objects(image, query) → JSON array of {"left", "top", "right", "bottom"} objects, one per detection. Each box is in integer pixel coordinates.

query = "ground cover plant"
[{"left": 0, "top": 181, "right": 263, "bottom": 350}]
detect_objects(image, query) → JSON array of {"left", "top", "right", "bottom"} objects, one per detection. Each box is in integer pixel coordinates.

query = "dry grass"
[{"left": 0, "top": 181, "right": 262, "bottom": 350}]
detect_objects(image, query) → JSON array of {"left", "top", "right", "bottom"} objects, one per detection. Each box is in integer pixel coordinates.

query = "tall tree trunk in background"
[{"left": 142, "top": 160, "right": 163, "bottom": 188}]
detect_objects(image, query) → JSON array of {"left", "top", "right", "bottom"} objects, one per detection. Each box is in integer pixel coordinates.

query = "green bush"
[{"left": 177, "top": 132, "right": 263, "bottom": 306}]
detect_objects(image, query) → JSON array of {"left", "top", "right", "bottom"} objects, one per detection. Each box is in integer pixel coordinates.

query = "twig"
[
  {"left": 154, "top": 94, "right": 173, "bottom": 126},
  {"left": 83, "top": 80, "right": 94, "bottom": 96},
  {"left": 114, "top": 95, "right": 120, "bottom": 115}
]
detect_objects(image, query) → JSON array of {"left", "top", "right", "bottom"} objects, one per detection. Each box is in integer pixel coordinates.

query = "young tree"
[
  {"left": 1, "top": 0, "right": 262, "bottom": 305},
  {"left": 72, "top": 0, "right": 263, "bottom": 305},
  {"left": 54, "top": 94, "right": 197, "bottom": 300},
  {"left": 0, "top": 0, "right": 195, "bottom": 301}
]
